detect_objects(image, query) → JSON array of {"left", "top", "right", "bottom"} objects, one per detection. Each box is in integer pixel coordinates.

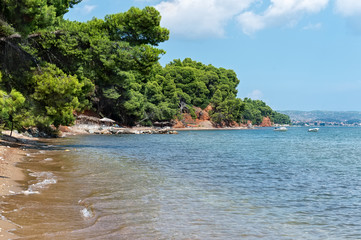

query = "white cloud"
[
  {"left": 237, "top": 0, "right": 329, "bottom": 35},
  {"left": 334, "top": 0, "right": 361, "bottom": 34},
  {"left": 153, "top": 0, "right": 331, "bottom": 37},
  {"left": 335, "top": 0, "right": 361, "bottom": 16},
  {"left": 247, "top": 89, "right": 263, "bottom": 100},
  {"left": 155, "top": 0, "right": 255, "bottom": 38},
  {"left": 82, "top": 5, "right": 97, "bottom": 15}
]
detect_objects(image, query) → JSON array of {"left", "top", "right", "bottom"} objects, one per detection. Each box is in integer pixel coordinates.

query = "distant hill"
[{"left": 278, "top": 110, "right": 361, "bottom": 123}]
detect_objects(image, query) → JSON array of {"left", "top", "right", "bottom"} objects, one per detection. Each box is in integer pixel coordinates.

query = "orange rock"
[
  {"left": 204, "top": 104, "right": 213, "bottom": 113},
  {"left": 260, "top": 116, "right": 273, "bottom": 127},
  {"left": 173, "top": 120, "right": 185, "bottom": 128},
  {"left": 230, "top": 121, "right": 240, "bottom": 127},
  {"left": 199, "top": 110, "right": 210, "bottom": 120},
  {"left": 182, "top": 113, "right": 197, "bottom": 124},
  {"left": 194, "top": 107, "right": 202, "bottom": 116}
]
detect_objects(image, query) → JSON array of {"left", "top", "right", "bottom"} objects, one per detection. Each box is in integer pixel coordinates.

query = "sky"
[{"left": 65, "top": 0, "right": 361, "bottom": 111}]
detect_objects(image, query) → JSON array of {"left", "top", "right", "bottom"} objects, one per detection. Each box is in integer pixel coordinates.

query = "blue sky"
[{"left": 65, "top": 0, "right": 361, "bottom": 111}]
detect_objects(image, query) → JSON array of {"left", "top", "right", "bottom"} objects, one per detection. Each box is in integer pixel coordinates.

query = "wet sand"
[
  {"left": 0, "top": 145, "right": 24, "bottom": 239},
  {"left": 0, "top": 132, "right": 41, "bottom": 239}
]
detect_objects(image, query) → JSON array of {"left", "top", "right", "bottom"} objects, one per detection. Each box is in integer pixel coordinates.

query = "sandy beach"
[
  {"left": 0, "top": 145, "right": 23, "bottom": 239},
  {"left": 0, "top": 132, "right": 41, "bottom": 239}
]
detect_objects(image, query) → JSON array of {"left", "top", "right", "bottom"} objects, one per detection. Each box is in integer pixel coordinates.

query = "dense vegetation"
[{"left": 0, "top": 1, "right": 290, "bottom": 134}]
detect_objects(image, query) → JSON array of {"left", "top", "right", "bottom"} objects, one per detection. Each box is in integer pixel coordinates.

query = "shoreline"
[
  {"left": 0, "top": 125, "right": 258, "bottom": 193},
  {"left": 0, "top": 125, "right": 258, "bottom": 238},
  {"left": 62, "top": 124, "right": 258, "bottom": 136},
  {"left": 0, "top": 132, "right": 41, "bottom": 239},
  {"left": 173, "top": 126, "right": 253, "bottom": 131},
  {"left": 0, "top": 144, "right": 24, "bottom": 239}
]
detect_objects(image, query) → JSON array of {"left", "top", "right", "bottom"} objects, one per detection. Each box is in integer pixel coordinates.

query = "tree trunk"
[
  {"left": 10, "top": 120, "right": 13, "bottom": 137},
  {"left": 9, "top": 115, "right": 13, "bottom": 137}
]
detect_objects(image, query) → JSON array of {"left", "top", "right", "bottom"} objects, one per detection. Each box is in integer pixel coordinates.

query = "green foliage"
[
  {"left": 0, "top": 0, "right": 81, "bottom": 36},
  {"left": 105, "top": 6, "right": 169, "bottom": 46},
  {"left": 210, "top": 90, "right": 244, "bottom": 126},
  {"left": 0, "top": 4, "right": 290, "bottom": 132},
  {"left": 271, "top": 111, "right": 291, "bottom": 125},
  {"left": 144, "top": 101, "right": 176, "bottom": 122},
  {"left": 160, "top": 58, "right": 238, "bottom": 110},
  {"left": 27, "top": 7, "right": 169, "bottom": 125},
  {"left": 0, "top": 88, "right": 26, "bottom": 134},
  {"left": 0, "top": 89, "right": 25, "bottom": 119},
  {"left": 31, "top": 64, "right": 89, "bottom": 127},
  {"left": 241, "top": 98, "right": 291, "bottom": 125}
]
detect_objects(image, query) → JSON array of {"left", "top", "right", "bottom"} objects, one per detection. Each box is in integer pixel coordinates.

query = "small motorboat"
[
  {"left": 274, "top": 127, "right": 288, "bottom": 131},
  {"left": 308, "top": 128, "right": 319, "bottom": 132}
]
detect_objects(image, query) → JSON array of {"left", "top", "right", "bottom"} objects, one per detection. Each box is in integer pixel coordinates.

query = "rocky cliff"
[{"left": 260, "top": 116, "right": 273, "bottom": 127}]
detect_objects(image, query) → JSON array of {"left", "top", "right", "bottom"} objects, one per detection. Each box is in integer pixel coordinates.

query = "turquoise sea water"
[{"left": 3, "top": 127, "right": 361, "bottom": 239}]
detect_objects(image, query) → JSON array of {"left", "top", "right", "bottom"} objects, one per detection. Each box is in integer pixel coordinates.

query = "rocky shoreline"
[
  {"left": 61, "top": 125, "right": 180, "bottom": 136},
  {"left": 61, "top": 125, "right": 255, "bottom": 136}
]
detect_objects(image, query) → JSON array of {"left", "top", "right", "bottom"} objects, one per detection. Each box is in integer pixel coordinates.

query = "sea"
[{"left": 2, "top": 127, "right": 361, "bottom": 239}]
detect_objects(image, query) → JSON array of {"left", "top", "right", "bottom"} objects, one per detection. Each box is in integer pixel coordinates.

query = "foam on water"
[
  {"left": 80, "top": 208, "right": 94, "bottom": 219},
  {"left": 22, "top": 171, "right": 57, "bottom": 195}
]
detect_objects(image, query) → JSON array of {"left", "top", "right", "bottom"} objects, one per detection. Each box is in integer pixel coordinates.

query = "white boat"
[
  {"left": 274, "top": 127, "right": 288, "bottom": 131},
  {"left": 308, "top": 128, "right": 319, "bottom": 132}
]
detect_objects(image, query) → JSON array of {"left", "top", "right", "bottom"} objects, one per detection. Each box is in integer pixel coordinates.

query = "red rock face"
[
  {"left": 173, "top": 105, "right": 213, "bottom": 128},
  {"left": 260, "top": 116, "right": 273, "bottom": 127},
  {"left": 193, "top": 107, "right": 210, "bottom": 121},
  {"left": 204, "top": 104, "right": 213, "bottom": 112},
  {"left": 173, "top": 104, "right": 262, "bottom": 128},
  {"left": 172, "top": 120, "right": 185, "bottom": 128},
  {"left": 183, "top": 113, "right": 197, "bottom": 124},
  {"left": 198, "top": 111, "right": 210, "bottom": 121}
]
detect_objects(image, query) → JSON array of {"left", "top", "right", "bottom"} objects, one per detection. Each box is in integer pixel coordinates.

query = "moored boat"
[
  {"left": 308, "top": 128, "right": 319, "bottom": 132},
  {"left": 274, "top": 127, "right": 288, "bottom": 131}
]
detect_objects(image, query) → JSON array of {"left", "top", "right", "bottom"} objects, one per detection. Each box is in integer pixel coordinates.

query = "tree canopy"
[
  {"left": 0, "top": 3, "right": 289, "bottom": 134},
  {"left": 0, "top": 0, "right": 81, "bottom": 37}
]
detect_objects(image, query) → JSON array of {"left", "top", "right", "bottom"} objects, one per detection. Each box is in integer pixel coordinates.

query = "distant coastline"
[{"left": 279, "top": 110, "right": 361, "bottom": 126}]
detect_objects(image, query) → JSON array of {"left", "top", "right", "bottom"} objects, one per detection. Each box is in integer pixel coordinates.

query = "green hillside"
[{"left": 0, "top": 4, "right": 289, "bottom": 134}]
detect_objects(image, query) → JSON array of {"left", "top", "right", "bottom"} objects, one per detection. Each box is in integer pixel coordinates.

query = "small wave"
[
  {"left": 29, "top": 171, "right": 54, "bottom": 179},
  {"left": 44, "top": 158, "right": 53, "bottom": 161},
  {"left": 23, "top": 171, "right": 57, "bottom": 195},
  {"left": 22, "top": 190, "right": 40, "bottom": 195},
  {"left": 29, "top": 178, "right": 57, "bottom": 190}
]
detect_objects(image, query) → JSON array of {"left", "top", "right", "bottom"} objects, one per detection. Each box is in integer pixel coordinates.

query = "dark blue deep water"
[{"left": 5, "top": 127, "right": 361, "bottom": 239}]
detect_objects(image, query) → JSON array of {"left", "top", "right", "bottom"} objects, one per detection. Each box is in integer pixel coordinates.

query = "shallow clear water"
[{"left": 3, "top": 127, "right": 361, "bottom": 239}]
